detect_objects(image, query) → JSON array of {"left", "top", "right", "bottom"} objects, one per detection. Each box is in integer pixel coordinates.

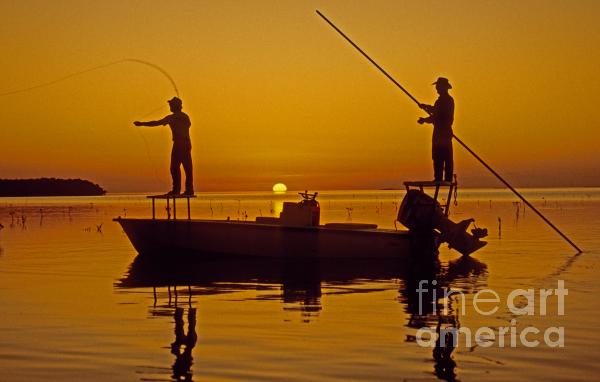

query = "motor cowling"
[
  {"left": 281, "top": 192, "right": 320, "bottom": 227},
  {"left": 398, "top": 189, "right": 487, "bottom": 256}
]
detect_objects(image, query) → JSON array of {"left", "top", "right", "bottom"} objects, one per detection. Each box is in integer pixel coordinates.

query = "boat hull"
[{"left": 114, "top": 218, "right": 439, "bottom": 259}]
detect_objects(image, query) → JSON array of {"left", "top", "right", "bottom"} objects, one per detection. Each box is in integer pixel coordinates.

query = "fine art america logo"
[{"left": 415, "top": 280, "right": 567, "bottom": 348}]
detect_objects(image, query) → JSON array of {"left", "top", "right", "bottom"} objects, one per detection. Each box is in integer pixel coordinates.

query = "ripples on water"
[{"left": 0, "top": 189, "right": 599, "bottom": 381}]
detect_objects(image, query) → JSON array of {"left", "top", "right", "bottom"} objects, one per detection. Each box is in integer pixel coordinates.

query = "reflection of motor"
[{"left": 398, "top": 190, "right": 487, "bottom": 256}]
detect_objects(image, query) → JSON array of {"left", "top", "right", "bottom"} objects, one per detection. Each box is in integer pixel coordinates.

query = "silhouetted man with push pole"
[
  {"left": 417, "top": 77, "right": 455, "bottom": 182},
  {"left": 134, "top": 97, "right": 194, "bottom": 196}
]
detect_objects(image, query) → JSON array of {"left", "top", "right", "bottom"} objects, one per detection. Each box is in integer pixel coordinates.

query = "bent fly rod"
[{"left": 316, "top": 9, "right": 582, "bottom": 253}]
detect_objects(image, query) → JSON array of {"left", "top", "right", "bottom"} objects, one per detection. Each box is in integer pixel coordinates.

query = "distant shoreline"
[{"left": 0, "top": 178, "right": 106, "bottom": 197}]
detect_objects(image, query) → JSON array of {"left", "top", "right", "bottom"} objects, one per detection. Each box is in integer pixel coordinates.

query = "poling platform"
[{"left": 147, "top": 194, "right": 196, "bottom": 220}]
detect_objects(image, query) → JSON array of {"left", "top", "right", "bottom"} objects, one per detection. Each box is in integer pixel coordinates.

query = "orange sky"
[{"left": 1, "top": 0, "right": 598, "bottom": 192}]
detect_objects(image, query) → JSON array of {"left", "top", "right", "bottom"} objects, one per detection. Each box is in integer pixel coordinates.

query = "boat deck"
[{"left": 114, "top": 216, "right": 408, "bottom": 234}]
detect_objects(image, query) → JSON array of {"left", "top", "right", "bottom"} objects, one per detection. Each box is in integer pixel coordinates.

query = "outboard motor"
[
  {"left": 398, "top": 189, "right": 487, "bottom": 256},
  {"left": 281, "top": 191, "right": 320, "bottom": 227}
]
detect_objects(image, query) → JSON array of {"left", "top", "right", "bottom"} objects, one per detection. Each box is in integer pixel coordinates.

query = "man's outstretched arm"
[{"left": 134, "top": 116, "right": 169, "bottom": 127}]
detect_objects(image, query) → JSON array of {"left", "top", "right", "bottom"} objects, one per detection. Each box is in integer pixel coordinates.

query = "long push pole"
[{"left": 316, "top": 10, "right": 582, "bottom": 253}]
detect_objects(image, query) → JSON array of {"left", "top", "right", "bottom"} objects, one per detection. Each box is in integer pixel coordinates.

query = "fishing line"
[
  {"left": 0, "top": 58, "right": 180, "bottom": 191},
  {"left": 134, "top": 103, "right": 170, "bottom": 189},
  {"left": 0, "top": 58, "right": 179, "bottom": 97}
]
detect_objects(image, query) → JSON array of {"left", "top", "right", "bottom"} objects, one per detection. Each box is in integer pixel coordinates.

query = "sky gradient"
[{"left": 1, "top": 0, "right": 599, "bottom": 192}]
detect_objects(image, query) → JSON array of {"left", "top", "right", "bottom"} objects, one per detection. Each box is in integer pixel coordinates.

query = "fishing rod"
[{"left": 316, "top": 9, "right": 582, "bottom": 253}]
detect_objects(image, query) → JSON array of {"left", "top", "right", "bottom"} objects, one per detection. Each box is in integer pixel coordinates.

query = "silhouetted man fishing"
[
  {"left": 418, "top": 77, "right": 454, "bottom": 182},
  {"left": 134, "top": 97, "right": 194, "bottom": 196}
]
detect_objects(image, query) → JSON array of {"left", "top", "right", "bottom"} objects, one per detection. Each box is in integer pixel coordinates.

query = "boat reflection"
[
  {"left": 115, "top": 252, "right": 487, "bottom": 382},
  {"left": 117, "top": 255, "right": 414, "bottom": 319}
]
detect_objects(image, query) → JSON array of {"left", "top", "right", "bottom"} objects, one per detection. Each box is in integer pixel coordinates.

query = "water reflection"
[
  {"left": 117, "top": 256, "right": 412, "bottom": 320},
  {"left": 401, "top": 255, "right": 487, "bottom": 381},
  {"left": 171, "top": 307, "right": 197, "bottom": 382},
  {"left": 280, "top": 259, "right": 322, "bottom": 321},
  {"left": 116, "top": 253, "right": 487, "bottom": 381}
]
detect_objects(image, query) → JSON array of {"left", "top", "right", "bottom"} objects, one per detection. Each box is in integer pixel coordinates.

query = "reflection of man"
[
  {"left": 171, "top": 307, "right": 197, "bottom": 381},
  {"left": 417, "top": 78, "right": 455, "bottom": 182},
  {"left": 134, "top": 97, "right": 194, "bottom": 196},
  {"left": 433, "top": 316, "right": 457, "bottom": 381}
]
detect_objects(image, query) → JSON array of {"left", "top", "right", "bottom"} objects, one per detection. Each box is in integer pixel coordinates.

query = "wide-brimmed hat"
[
  {"left": 432, "top": 77, "right": 452, "bottom": 89},
  {"left": 168, "top": 97, "right": 182, "bottom": 106}
]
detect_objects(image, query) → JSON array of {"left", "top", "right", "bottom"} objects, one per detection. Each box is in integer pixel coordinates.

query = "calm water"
[{"left": 0, "top": 188, "right": 599, "bottom": 381}]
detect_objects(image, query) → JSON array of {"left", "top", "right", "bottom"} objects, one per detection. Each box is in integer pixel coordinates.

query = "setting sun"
[{"left": 272, "top": 183, "right": 287, "bottom": 193}]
